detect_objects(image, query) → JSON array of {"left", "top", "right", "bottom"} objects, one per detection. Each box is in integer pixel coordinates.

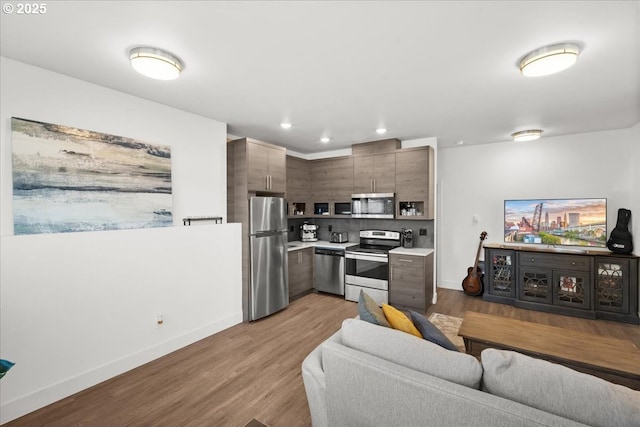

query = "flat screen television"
[{"left": 504, "top": 198, "right": 607, "bottom": 248}]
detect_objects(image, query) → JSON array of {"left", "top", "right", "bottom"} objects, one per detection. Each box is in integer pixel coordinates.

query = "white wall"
[
  {"left": 437, "top": 126, "right": 640, "bottom": 296},
  {"left": 0, "top": 58, "right": 242, "bottom": 423},
  {"left": 628, "top": 124, "right": 640, "bottom": 256},
  {"left": 1, "top": 57, "right": 228, "bottom": 230}
]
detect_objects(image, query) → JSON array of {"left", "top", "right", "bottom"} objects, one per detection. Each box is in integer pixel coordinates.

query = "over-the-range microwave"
[{"left": 351, "top": 193, "right": 395, "bottom": 219}]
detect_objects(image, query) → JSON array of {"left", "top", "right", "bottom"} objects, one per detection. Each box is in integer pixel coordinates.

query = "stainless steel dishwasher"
[{"left": 314, "top": 247, "right": 345, "bottom": 295}]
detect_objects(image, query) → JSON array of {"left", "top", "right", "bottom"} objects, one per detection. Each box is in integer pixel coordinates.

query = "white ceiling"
[{"left": 1, "top": 1, "right": 638, "bottom": 153}]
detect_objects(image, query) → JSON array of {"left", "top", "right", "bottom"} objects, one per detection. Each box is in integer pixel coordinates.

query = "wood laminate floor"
[{"left": 5, "top": 289, "right": 640, "bottom": 427}]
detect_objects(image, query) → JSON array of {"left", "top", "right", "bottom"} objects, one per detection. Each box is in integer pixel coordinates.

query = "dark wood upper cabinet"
[
  {"left": 395, "top": 147, "right": 434, "bottom": 220},
  {"left": 281, "top": 139, "right": 435, "bottom": 220},
  {"left": 311, "top": 156, "right": 354, "bottom": 202},
  {"left": 246, "top": 139, "right": 286, "bottom": 193},
  {"left": 286, "top": 155, "right": 310, "bottom": 201},
  {"left": 353, "top": 153, "right": 396, "bottom": 193}
]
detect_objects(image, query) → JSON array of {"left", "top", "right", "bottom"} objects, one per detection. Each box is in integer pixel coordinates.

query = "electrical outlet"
[
  {"left": 156, "top": 314, "right": 164, "bottom": 326},
  {"left": 289, "top": 225, "right": 294, "bottom": 232},
  {"left": 419, "top": 228, "right": 427, "bottom": 236},
  {"left": 328, "top": 224, "right": 333, "bottom": 232}
]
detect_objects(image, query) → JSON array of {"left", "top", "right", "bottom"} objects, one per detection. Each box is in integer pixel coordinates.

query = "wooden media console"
[{"left": 482, "top": 244, "right": 639, "bottom": 324}]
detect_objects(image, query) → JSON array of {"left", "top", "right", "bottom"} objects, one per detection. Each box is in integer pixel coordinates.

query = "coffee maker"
[
  {"left": 401, "top": 228, "right": 413, "bottom": 248},
  {"left": 300, "top": 223, "right": 319, "bottom": 242}
]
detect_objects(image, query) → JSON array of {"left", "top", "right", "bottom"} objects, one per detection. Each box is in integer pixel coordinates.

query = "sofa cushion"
[
  {"left": 409, "top": 310, "right": 459, "bottom": 352},
  {"left": 382, "top": 304, "right": 422, "bottom": 338},
  {"left": 341, "top": 318, "right": 483, "bottom": 389},
  {"left": 481, "top": 348, "right": 640, "bottom": 427},
  {"left": 358, "top": 290, "right": 390, "bottom": 327}
]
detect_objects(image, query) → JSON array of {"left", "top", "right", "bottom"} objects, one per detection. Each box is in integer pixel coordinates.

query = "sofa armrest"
[{"left": 301, "top": 329, "right": 342, "bottom": 427}]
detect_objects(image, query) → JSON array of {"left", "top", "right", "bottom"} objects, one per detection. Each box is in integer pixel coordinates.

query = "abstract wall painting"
[{"left": 11, "top": 117, "right": 173, "bottom": 235}]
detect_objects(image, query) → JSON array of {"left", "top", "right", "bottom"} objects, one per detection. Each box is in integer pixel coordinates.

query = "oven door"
[{"left": 345, "top": 252, "right": 389, "bottom": 290}]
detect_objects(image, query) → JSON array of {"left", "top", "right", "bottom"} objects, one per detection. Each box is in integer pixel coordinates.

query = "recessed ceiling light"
[
  {"left": 375, "top": 128, "right": 387, "bottom": 135},
  {"left": 519, "top": 43, "right": 580, "bottom": 77},
  {"left": 511, "top": 130, "right": 543, "bottom": 142},
  {"left": 129, "top": 47, "right": 183, "bottom": 80},
  {"left": 320, "top": 137, "right": 330, "bottom": 143},
  {"left": 280, "top": 122, "right": 292, "bottom": 129},
  {"left": 456, "top": 140, "right": 464, "bottom": 145}
]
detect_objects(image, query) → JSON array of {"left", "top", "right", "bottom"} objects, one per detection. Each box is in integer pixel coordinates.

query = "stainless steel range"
[{"left": 345, "top": 230, "right": 400, "bottom": 305}]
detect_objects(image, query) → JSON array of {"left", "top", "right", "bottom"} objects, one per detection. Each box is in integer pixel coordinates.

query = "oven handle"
[{"left": 345, "top": 253, "right": 389, "bottom": 263}]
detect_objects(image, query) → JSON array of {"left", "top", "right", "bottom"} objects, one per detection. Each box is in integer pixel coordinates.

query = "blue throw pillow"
[
  {"left": 409, "top": 311, "right": 459, "bottom": 352},
  {"left": 358, "top": 290, "right": 390, "bottom": 327},
  {"left": 0, "top": 359, "right": 15, "bottom": 379}
]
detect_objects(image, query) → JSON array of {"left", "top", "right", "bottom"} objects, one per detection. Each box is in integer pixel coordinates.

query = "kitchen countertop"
[
  {"left": 389, "top": 247, "right": 435, "bottom": 256},
  {"left": 287, "top": 240, "right": 358, "bottom": 252}
]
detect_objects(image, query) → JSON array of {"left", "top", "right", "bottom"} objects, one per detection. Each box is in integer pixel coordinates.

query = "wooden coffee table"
[{"left": 458, "top": 311, "right": 640, "bottom": 390}]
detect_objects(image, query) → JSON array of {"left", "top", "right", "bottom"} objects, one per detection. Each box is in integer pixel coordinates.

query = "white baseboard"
[
  {"left": 0, "top": 312, "right": 242, "bottom": 424},
  {"left": 437, "top": 280, "right": 463, "bottom": 291}
]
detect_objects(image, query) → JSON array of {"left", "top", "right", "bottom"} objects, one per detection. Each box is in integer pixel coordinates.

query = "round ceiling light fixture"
[
  {"left": 320, "top": 137, "right": 331, "bottom": 143},
  {"left": 129, "top": 47, "right": 183, "bottom": 80},
  {"left": 519, "top": 43, "right": 580, "bottom": 77},
  {"left": 280, "top": 122, "right": 292, "bottom": 129},
  {"left": 375, "top": 127, "right": 387, "bottom": 135},
  {"left": 511, "top": 129, "right": 543, "bottom": 142}
]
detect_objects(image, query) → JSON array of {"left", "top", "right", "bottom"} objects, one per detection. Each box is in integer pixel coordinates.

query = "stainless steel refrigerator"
[{"left": 249, "top": 196, "right": 289, "bottom": 321}]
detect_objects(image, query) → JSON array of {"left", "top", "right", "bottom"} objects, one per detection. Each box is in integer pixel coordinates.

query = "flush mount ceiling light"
[
  {"left": 129, "top": 47, "right": 183, "bottom": 80},
  {"left": 519, "top": 43, "right": 580, "bottom": 77},
  {"left": 320, "top": 137, "right": 331, "bottom": 143},
  {"left": 280, "top": 122, "right": 292, "bottom": 129},
  {"left": 375, "top": 128, "right": 387, "bottom": 135},
  {"left": 512, "top": 129, "right": 543, "bottom": 142}
]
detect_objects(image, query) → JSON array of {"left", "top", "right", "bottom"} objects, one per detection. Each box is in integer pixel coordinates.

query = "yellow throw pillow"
[{"left": 382, "top": 304, "right": 423, "bottom": 339}]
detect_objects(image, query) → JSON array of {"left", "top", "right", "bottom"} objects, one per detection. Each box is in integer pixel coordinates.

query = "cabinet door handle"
[
  {"left": 399, "top": 259, "right": 413, "bottom": 263},
  {"left": 266, "top": 175, "right": 269, "bottom": 189},
  {"left": 571, "top": 261, "right": 576, "bottom": 266},
  {"left": 530, "top": 258, "right": 535, "bottom": 262}
]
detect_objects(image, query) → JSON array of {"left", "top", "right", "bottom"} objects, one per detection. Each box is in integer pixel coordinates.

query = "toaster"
[{"left": 330, "top": 231, "right": 348, "bottom": 243}]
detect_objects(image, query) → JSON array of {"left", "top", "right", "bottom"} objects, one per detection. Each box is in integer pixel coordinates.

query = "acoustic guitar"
[{"left": 462, "top": 231, "right": 488, "bottom": 296}]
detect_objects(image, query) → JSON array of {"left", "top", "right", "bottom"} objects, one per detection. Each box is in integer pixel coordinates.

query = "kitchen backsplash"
[{"left": 287, "top": 217, "right": 434, "bottom": 248}]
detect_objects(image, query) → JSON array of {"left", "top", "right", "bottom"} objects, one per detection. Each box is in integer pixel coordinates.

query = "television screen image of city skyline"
[
  {"left": 504, "top": 198, "right": 607, "bottom": 247},
  {"left": 505, "top": 198, "right": 606, "bottom": 227}
]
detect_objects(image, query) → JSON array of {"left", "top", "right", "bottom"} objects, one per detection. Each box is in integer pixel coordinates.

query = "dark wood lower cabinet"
[
  {"left": 484, "top": 244, "right": 639, "bottom": 324},
  {"left": 389, "top": 252, "right": 434, "bottom": 313},
  {"left": 288, "top": 248, "right": 314, "bottom": 301}
]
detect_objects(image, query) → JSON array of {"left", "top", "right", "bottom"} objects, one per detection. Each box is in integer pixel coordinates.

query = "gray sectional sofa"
[{"left": 302, "top": 318, "right": 640, "bottom": 427}]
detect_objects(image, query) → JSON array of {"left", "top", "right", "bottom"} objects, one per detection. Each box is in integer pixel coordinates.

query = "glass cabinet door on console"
[
  {"left": 486, "top": 249, "right": 516, "bottom": 299},
  {"left": 553, "top": 270, "right": 591, "bottom": 310},
  {"left": 518, "top": 268, "right": 553, "bottom": 304},
  {"left": 595, "top": 258, "right": 630, "bottom": 314}
]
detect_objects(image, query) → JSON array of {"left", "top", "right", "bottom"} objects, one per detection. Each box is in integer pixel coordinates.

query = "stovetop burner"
[{"left": 346, "top": 230, "right": 401, "bottom": 256}]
